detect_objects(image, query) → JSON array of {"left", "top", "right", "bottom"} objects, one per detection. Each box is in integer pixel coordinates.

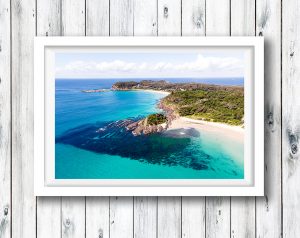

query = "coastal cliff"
[{"left": 111, "top": 80, "right": 243, "bottom": 92}]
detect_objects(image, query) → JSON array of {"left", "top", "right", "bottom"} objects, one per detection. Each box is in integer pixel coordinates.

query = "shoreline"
[
  {"left": 167, "top": 117, "right": 244, "bottom": 141},
  {"left": 116, "top": 88, "right": 171, "bottom": 95}
]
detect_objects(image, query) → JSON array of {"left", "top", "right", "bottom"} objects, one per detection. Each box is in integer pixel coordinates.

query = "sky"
[{"left": 55, "top": 50, "right": 245, "bottom": 79}]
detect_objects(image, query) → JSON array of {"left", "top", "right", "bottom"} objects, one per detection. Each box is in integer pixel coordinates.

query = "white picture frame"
[{"left": 34, "top": 37, "right": 264, "bottom": 196}]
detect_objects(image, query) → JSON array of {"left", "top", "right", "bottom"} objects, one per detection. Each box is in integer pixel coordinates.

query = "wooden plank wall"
[{"left": 1, "top": 0, "right": 298, "bottom": 237}]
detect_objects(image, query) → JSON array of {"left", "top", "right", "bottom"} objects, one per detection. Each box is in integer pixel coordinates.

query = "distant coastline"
[{"left": 82, "top": 79, "right": 244, "bottom": 137}]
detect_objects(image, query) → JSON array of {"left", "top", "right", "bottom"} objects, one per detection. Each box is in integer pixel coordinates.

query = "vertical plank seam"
[
  {"left": 60, "top": 0, "right": 63, "bottom": 35},
  {"left": 60, "top": 197, "right": 62, "bottom": 238},
  {"left": 132, "top": 197, "right": 134, "bottom": 238},
  {"left": 10, "top": 0, "right": 13, "bottom": 236},
  {"left": 204, "top": 1, "right": 207, "bottom": 237},
  {"left": 156, "top": 0, "right": 159, "bottom": 35},
  {"left": 84, "top": 0, "right": 87, "bottom": 235},
  {"left": 280, "top": 0, "right": 283, "bottom": 236},
  {"left": 180, "top": 0, "right": 182, "bottom": 36},
  {"left": 35, "top": 0, "right": 38, "bottom": 236},
  {"left": 84, "top": 197, "right": 87, "bottom": 238},
  {"left": 204, "top": 197, "right": 206, "bottom": 238},
  {"left": 229, "top": 0, "right": 232, "bottom": 236},
  {"left": 180, "top": 197, "right": 182, "bottom": 238},
  {"left": 156, "top": 196, "right": 158, "bottom": 238},
  {"left": 108, "top": 0, "right": 111, "bottom": 36},
  {"left": 108, "top": 196, "right": 111, "bottom": 238},
  {"left": 132, "top": 0, "right": 135, "bottom": 36},
  {"left": 84, "top": 0, "right": 87, "bottom": 36},
  {"left": 254, "top": 0, "right": 257, "bottom": 237}
]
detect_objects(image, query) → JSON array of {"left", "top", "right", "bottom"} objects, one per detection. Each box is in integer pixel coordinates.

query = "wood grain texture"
[
  {"left": 182, "top": 0, "right": 205, "bottom": 36},
  {"left": 182, "top": 197, "right": 205, "bottom": 238},
  {"left": 109, "top": 2, "right": 134, "bottom": 237},
  {"left": 157, "top": 0, "right": 181, "bottom": 36},
  {"left": 132, "top": 2, "right": 158, "bottom": 237},
  {"left": 110, "top": 197, "right": 133, "bottom": 238},
  {"left": 62, "top": 197, "right": 85, "bottom": 238},
  {"left": 11, "top": 0, "right": 36, "bottom": 237},
  {"left": 37, "top": 197, "right": 61, "bottom": 238},
  {"left": 205, "top": 1, "right": 231, "bottom": 237},
  {"left": 61, "top": 1, "right": 86, "bottom": 237},
  {"left": 133, "top": 0, "right": 157, "bottom": 36},
  {"left": 157, "top": 197, "right": 181, "bottom": 238},
  {"left": 256, "top": 0, "right": 282, "bottom": 237},
  {"left": 206, "top": 0, "right": 230, "bottom": 36},
  {"left": 181, "top": 1, "right": 206, "bottom": 237},
  {"left": 134, "top": 197, "right": 157, "bottom": 238},
  {"left": 282, "top": 0, "right": 300, "bottom": 237},
  {"left": 62, "top": 0, "right": 86, "bottom": 36},
  {"left": 86, "top": 0, "right": 109, "bottom": 36},
  {"left": 230, "top": 1, "right": 256, "bottom": 237},
  {"left": 36, "top": 0, "right": 61, "bottom": 36},
  {"left": 36, "top": 1, "right": 62, "bottom": 237},
  {"left": 157, "top": 2, "right": 182, "bottom": 237},
  {"left": 110, "top": 0, "right": 134, "bottom": 36},
  {"left": 0, "top": 0, "right": 10, "bottom": 237},
  {"left": 86, "top": 197, "right": 110, "bottom": 238},
  {"left": 231, "top": 0, "right": 255, "bottom": 36},
  {"left": 85, "top": 2, "right": 110, "bottom": 238},
  {"left": 3, "top": 0, "right": 298, "bottom": 237}
]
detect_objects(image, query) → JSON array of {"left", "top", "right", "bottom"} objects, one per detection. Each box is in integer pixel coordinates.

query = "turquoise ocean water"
[{"left": 55, "top": 78, "right": 244, "bottom": 179}]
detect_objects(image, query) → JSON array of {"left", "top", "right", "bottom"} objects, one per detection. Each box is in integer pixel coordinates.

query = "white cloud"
[{"left": 56, "top": 54, "right": 244, "bottom": 78}]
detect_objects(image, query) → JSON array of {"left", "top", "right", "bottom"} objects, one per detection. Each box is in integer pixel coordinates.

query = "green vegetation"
[
  {"left": 112, "top": 80, "right": 244, "bottom": 126},
  {"left": 146, "top": 113, "right": 167, "bottom": 125},
  {"left": 163, "top": 89, "right": 244, "bottom": 125}
]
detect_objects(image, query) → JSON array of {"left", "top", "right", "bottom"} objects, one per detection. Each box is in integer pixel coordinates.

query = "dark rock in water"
[{"left": 56, "top": 119, "right": 210, "bottom": 171}]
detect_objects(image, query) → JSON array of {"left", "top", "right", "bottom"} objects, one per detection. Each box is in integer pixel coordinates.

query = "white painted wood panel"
[
  {"left": 109, "top": 2, "right": 134, "bottom": 237},
  {"left": 157, "top": 197, "right": 181, "bottom": 238},
  {"left": 182, "top": 197, "right": 205, "bottom": 238},
  {"left": 230, "top": 1, "right": 256, "bottom": 237},
  {"left": 62, "top": 197, "right": 85, "bottom": 238},
  {"left": 60, "top": 1, "right": 86, "bottom": 237},
  {"left": 110, "top": 0, "right": 134, "bottom": 36},
  {"left": 3, "top": 0, "right": 298, "bottom": 236},
  {"left": 62, "top": 0, "right": 86, "bottom": 36},
  {"left": 86, "top": 197, "right": 110, "bottom": 238},
  {"left": 134, "top": 197, "right": 157, "bottom": 238},
  {"left": 133, "top": 2, "right": 158, "bottom": 237},
  {"left": 282, "top": 0, "right": 300, "bottom": 237},
  {"left": 37, "top": 197, "right": 61, "bottom": 238},
  {"left": 256, "top": 0, "right": 282, "bottom": 237},
  {"left": 157, "top": 0, "right": 181, "bottom": 36},
  {"left": 205, "top": 1, "right": 231, "bottom": 237},
  {"left": 110, "top": 197, "right": 134, "bottom": 238},
  {"left": 157, "top": 1, "right": 182, "bottom": 237},
  {"left": 231, "top": 0, "right": 255, "bottom": 36},
  {"left": 181, "top": 1, "right": 206, "bottom": 237},
  {"left": 36, "top": 1, "right": 62, "bottom": 237},
  {"left": 206, "top": 197, "right": 230, "bottom": 238},
  {"left": 86, "top": 0, "right": 109, "bottom": 36},
  {"left": 36, "top": 0, "right": 61, "bottom": 36},
  {"left": 11, "top": 0, "right": 36, "bottom": 237},
  {"left": 133, "top": 0, "right": 157, "bottom": 36},
  {"left": 0, "top": 0, "right": 11, "bottom": 237},
  {"left": 182, "top": 0, "right": 205, "bottom": 36},
  {"left": 206, "top": 0, "right": 230, "bottom": 36},
  {"left": 85, "top": 1, "right": 110, "bottom": 238}
]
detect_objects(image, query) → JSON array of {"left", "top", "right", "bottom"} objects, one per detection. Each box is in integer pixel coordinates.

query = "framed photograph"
[{"left": 34, "top": 37, "right": 264, "bottom": 196}]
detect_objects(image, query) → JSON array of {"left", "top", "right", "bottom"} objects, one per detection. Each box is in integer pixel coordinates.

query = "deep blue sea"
[{"left": 55, "top": 78, "right": 244, "bottom": 179}]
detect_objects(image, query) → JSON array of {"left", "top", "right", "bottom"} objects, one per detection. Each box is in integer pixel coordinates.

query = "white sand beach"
[
  {"left": 136, "top": 89, "right": 171, "bottom": 95},
  {"left": 168, "top": 117, "right": 244, "bottom": 141}
]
